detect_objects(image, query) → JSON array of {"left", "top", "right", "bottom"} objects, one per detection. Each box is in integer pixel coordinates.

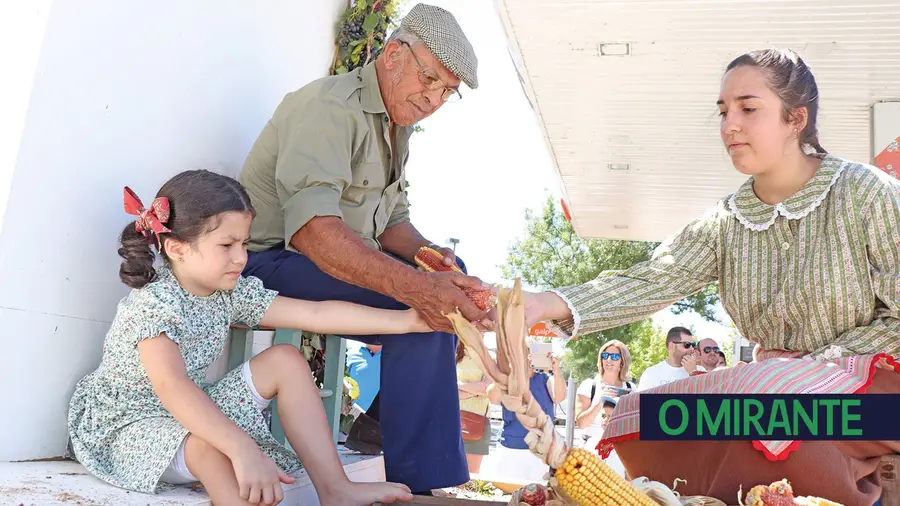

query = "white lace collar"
[{"left": 726, "top": 154, "right": 846, "bottom": 232}]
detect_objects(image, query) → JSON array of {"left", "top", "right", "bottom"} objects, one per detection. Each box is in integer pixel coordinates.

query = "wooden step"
[{"left": 0, "top": 448, "right": 383, "bottom": 506}]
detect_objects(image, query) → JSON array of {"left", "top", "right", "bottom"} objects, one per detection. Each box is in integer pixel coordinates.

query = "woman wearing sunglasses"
[{"left": 574, "top": 340, "right": 634, "bottom": 445}]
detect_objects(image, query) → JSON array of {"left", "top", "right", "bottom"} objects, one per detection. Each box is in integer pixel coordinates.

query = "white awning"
[{"left": 494, "top": 0, "right": 900, "bottom": 241}]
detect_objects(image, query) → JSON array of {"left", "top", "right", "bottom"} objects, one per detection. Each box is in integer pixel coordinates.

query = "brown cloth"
[{"left": 615, "top": 369, "right": 900, "bottom": 506}]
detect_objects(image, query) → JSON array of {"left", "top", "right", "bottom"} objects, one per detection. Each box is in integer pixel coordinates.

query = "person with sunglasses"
[
  {"left": 695, "top": 338, "right": 723, "bottom": 372},
  {"left": 574, "top": 340, "right": 635, "bottom": 445},
  {"left": 237, "top": 3, "right": 486, "bottom": 496},
  {"left": 635, "top": 327, "right": 698, "bottom": 391}
]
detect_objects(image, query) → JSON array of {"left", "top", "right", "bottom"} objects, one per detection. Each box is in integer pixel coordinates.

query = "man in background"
[
  {"left": 636, "top": 327, "right": 697, "bottom": 391},
  {"left": 696, "top": 337, "right": 721, "bottom": 372}
]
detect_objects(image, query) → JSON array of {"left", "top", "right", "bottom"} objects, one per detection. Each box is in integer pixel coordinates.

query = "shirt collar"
[
  {"left": 726, "top": 153, "right": 847, "bottom": 231},
  {"left": 358, "top": 63, "right": 387, "bottom": 115}
]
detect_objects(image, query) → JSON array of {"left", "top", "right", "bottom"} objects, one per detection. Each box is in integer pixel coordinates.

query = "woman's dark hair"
[
  {"left": 725, "top": 49, "right": 826, "bottom": 154},
  {"left": 118, "top": 170, "right": 255, "bottom": 289}
]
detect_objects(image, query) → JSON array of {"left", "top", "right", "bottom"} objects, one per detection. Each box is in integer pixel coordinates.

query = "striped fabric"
[
  {"left": 598, "top": 353, "right": 899, "bottom": 460},
  {"left": 546, "top": 154, "right": 900, "bottom": 460}
]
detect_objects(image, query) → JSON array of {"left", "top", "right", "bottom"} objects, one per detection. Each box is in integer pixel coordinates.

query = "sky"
[{"left": 393, "top": 1, "right": 737, "bottom": 350}]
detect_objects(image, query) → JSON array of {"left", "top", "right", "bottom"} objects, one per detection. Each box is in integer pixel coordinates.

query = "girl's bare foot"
[{"left": 320, "top": 481, "right": 413, "bottom": 506}]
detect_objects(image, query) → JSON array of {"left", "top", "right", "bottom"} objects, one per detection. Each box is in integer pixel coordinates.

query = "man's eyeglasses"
[
  {"left": 399, "top": 41, "right": 462, "bottom": 103},
  {"left": 702, "top": 346, "right": 721, "bottom": 354},
  {"left": 600, "top": 352, "right": 621, "bottom": 361},
  {"left": 671, "top": 341, "right": 696, "bottom": 349}
]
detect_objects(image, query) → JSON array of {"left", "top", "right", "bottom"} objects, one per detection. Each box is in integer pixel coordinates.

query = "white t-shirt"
[
  {"left": 636, "top": 361, "right": 690, "bottom": 391},
  {"left": 576, "top": 378, "right": 635, "bottom": 438}
]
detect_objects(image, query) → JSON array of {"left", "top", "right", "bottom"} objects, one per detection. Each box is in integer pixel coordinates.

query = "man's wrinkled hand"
[
  {"left": 432, "top": 245, "right": 457, "bottom": 268},
  {"left": 409, "top": 271, "right": 490, "bottom": 333}
]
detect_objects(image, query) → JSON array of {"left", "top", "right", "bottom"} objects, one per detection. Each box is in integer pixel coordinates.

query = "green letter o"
[{"left": 659, "top": 399, "right": 689, "bottom": 435}]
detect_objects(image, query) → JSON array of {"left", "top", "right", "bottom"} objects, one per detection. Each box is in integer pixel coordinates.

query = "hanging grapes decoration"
[{"left": 331, "top": 0, "right": 401, "bottom": 75}]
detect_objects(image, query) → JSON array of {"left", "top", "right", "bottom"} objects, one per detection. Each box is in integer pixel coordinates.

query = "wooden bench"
[{"left": 228, "top": 324, "right": 347, "bottom": 445}]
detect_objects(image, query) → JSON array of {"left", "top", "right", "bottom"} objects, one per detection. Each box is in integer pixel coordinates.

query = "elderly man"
[{"left": 239, "top": 3, "right": 486, "bottom": 494}]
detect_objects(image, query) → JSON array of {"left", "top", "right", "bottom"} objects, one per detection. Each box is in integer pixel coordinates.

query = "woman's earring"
[{"left": 178, "top": 256, "right": 184, "bottom": 262}]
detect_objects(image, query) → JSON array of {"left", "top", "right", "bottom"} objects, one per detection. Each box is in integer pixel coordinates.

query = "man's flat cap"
[{"left": 399, "top": 3, "right": 478, "bottom": 89}]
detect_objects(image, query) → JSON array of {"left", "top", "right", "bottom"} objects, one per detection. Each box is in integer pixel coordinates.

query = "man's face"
[
  {"left": 698, "top": 339, "right": 720, "bottom": 369},
  {"left": 380, "top": 40, "right": 461, "bottom": 126},
  {"left": 668, "top": 333, "right": 695, "bottom": 363}
]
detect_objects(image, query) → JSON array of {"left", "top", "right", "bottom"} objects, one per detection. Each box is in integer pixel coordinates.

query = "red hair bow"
[{"left": 123, "top": 186, "right": 172, "bottom": 247}]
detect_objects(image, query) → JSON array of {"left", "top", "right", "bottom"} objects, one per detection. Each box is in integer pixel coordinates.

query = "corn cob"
[
  {"left": 413, "top": 246, "right": 496, "bottom": 310},
  {"left": 739, "top": 480, "right": 844, "bottom": 506},
  {"left": 553, "top": 448, "right": 658, "bottom": 506}
]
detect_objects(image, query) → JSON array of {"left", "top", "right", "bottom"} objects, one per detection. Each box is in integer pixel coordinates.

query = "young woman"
[
  {"left": 521, "top": 49, "right": 900, "bottom": 505},
  {"left": 67, "top": 170, "right": 418, "bottom": 506}
]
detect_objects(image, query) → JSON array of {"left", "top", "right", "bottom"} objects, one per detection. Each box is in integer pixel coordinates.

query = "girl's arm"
[
  {"left": 138, "top": 334, "right": 259, "bottom": 460},
  {"left": 458, "top": 374, "right": 491, "bottom": 396},
  {"left": 258, "top": 296, "right": 430, "bottom": 335},
  {"left": 548, "top": 357, "right": 568, "bottom": 403},
  {"left": 486, "top": 382, "right": 503, "bottom": 405}
]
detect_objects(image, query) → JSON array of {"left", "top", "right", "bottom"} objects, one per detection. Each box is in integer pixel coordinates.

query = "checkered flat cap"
[{"left": 400, "top": 3, "right": 478, "bottom": 89}]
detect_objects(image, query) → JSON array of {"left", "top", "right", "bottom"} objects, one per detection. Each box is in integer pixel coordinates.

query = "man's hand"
[
  {"left": 405, "top": 271, "right": 490, "bottom": 333},
  {"left": 682, "top": 353, "right": 698, "bottom": 373},
  {"left": 430, "top": 245, "right": 457, "bottom": 268}
]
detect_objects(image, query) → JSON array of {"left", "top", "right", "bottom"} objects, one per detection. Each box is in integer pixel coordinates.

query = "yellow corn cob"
[{"left": 553, "top": 448, "right": 657, "bottom": 506}]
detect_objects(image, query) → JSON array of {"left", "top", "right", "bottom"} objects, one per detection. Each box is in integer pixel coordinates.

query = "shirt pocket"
[{"left": 344, "top": 161, "right": 386, "bottom": 206}]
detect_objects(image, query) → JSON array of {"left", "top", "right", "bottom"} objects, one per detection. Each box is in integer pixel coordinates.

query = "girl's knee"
[{"left": 263, "top": 344, "right": 310, "bottom": 371}]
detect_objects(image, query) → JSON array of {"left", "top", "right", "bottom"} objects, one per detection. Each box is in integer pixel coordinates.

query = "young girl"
[{"left": 67, "top": 170, "right": 420, "bottom": 506}]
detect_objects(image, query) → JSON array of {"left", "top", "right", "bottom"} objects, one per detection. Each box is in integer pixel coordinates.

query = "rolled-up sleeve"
[{"left": 276, "top": 100, "right": 356, "bottom": 241}]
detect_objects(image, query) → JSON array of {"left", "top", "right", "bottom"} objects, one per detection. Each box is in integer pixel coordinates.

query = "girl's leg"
[
  {"left": 466, "top": 453, "right": 483, "bottom": 473},
  {"left": 183, "top": 434, "right": 257, "bottom": 506},
  {"left": 249, "top": 344, "right": 413, "bottom": 506}
]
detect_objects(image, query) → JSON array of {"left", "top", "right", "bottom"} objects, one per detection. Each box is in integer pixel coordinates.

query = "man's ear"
[{"left": 382, "top": 40, "right": 405, "bottom": 71}]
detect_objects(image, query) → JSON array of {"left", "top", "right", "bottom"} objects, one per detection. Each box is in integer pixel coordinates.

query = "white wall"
[{"left": 0, "top": 0, "right": 345, "bottom": 461}]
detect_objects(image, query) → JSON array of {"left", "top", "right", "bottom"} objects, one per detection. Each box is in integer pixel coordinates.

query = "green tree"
[{"left": 501, "top": 196, "right": 720, "bottom": 382}]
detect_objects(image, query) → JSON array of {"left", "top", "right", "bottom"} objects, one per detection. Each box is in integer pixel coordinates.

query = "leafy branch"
[{"left": 331, "top": 0, "right": 401, "bottom": 76}]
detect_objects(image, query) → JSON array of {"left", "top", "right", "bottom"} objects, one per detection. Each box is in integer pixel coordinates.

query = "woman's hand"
[
  {"left": 521, "top": 291, "right": 572, "bottom": 327},
  {"left": 600, "top": 385, "right": 623, "bottom": 399},
  {"left": 231, "top": 444, "right": 295, "bottom": 505},
  {"left": 550, "top": 353, "right": 562, "bottom": 373}
]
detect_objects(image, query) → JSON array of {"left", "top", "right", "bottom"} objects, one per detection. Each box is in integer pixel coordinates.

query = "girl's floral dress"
[{"left": 67, "top": 266, "right": 302, "bottom": 493}]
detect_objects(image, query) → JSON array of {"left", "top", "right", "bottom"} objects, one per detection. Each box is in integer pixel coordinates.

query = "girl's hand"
[
  {"left": 408, "top": 308, "right": 433, "bottom": 334},
  {"left": 231, "top": 445, "right": 295, "bottom": 505}
]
